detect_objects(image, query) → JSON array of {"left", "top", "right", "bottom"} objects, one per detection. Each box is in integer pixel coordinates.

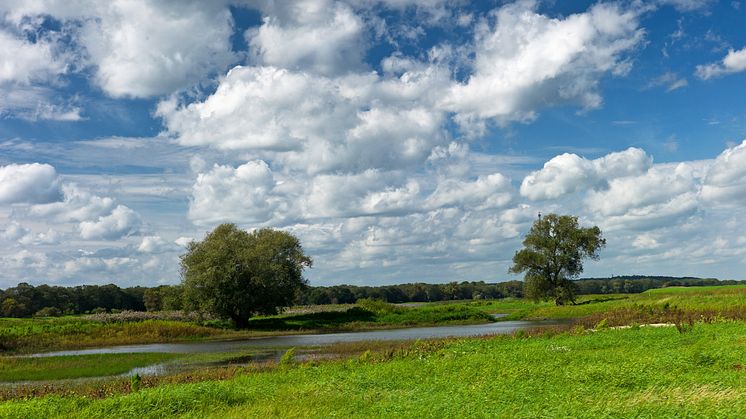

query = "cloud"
[
  {"left": 520, "top": 148, "right": 652, "bottom": 200},
  {"left": 2, "top": 223, "right": 29, "bottom": 241},
  {"left": 646, "top": 72, "right": 688, "bottom": 91},
  {"left": 1, "top": 0, "right": 236, "bottom": 99},
  {"left": 656, "top": 0, "right": 715, "bottom": 11},
  {"left": 20, "top": 175, "right": 144, "bottom": 242},
  {"left": 585, "top": 163, "right": 699, "bottom": 217},
  {"left": 189, "top": 160, "right": 293, "bottom": 226},
  {"left": 441, "top": 2, "right": 644, "bottom": 125},
  {"left": 81, "top": 1, "right": 236, "bottom": 98},
  {"left": 138, "top": 235, "right": 179, "bottom": 254},
  {"left": 63, "top": 256, "right": 138, "bottom": 276},
  {"left": 0, "top": 250, "right": 49, "bottom": 272},
  {"left": 30, "top": 184, "right": 116, "bottom": 222},
  {"left": 696, "top": 47, "right": 746, "bottom": 79},
  {"left": 0, "top": 28, "right": 68, "bottom": 84},
  {"left": 425, "top": 174, "right": 513, "bottom": 211},
  {"left": 174, "top": 236, "right": 194, "bottom": 247},
  {"left": 701, "top": 140, "right": 746, "bottom": 205},
  {"left": 247, "top": 0, "right": 366, "bottom": 75},
  {"left": 0, "top": 163, "right": 63, "bottom": 204},
  {"left": 158, "top": 64, "right": 450, "bottom": 174},
  {"left": 79, "top": 205, "right": 141, "bottom": 240},
  {"left": 0, "top": 85, "right": 84, "bottom": 121}
]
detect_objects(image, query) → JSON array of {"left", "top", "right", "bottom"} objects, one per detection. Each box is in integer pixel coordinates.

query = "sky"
[{"left": 0, "top": 0, "right": 745, "bottom": 289}]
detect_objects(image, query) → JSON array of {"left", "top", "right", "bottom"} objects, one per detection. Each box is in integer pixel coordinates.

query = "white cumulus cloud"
[
  {"left": 0, "top": 163, "right": 63, "bottom": 204},
  {"left": 696, "top": 47, "right": 746, "bottom": 79},
  {"left": 520, "top": 148, "right": 652, "bottom": 200},
  {"left": 701, "top": 140, "right": 746, "bottom": 205},
  {"left": 247, "top": 0, "right": 366, "bottom": 75},
  {"left": 79, "top": 205, "right": 141, "bottom": 240},
  {"left": 441, "top": 2, "right": 644, "bottom": 125}
]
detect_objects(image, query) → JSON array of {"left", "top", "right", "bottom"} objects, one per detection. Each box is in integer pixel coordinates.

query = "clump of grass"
[
  {"left": 279, "top": 348, "right": 296, "bottom": 368},
  {"left": 129, "top": 374, "right": 141, "bottom": 392}
]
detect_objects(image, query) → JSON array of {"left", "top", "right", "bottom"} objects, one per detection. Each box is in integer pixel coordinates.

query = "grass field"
[
  {"left": 469, "top": 284, "right": 746, "bottom": 323},
  {"left": 1, "top": 320, "right": 744, "bottom": 417},
  {"left": 2, "top": 285, "right": 746, "bottom": 416},
  {"left": 0, "top": 353, "right": 181, "bottom": 382}
]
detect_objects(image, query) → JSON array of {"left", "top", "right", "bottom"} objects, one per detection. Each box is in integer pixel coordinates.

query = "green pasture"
[{"left": 2, "top": 320, "right": 744, "bottom": 417}]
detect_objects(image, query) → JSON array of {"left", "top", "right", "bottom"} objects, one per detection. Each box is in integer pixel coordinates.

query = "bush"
[{"left": 33, "top": 307, "right": 62, "bottom": 317}]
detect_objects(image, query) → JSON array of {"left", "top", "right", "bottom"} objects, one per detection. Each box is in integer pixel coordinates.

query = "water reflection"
[{"left": 29, "top": 319, "right": 566, "bottom": 358}]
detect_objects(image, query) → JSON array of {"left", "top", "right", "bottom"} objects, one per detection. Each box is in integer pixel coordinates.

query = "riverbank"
[
  {"left": 3, "top": 285, "right": 745, "bottom": 355},
  {"left": 2, "top": 320, "right": 745, "bottom": 417},
  {"left": 0, "top": 301, "right": 494, "bottom": 354}
]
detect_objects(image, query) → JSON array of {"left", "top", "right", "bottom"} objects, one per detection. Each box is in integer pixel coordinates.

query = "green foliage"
[
  {"left": 130, "top": 374, "right": 141, "bottom": 392},
  {"left": 279, "top": 348, "right": 296, "bottom": 368},
  {"left": 510, "top": 213, "right": 605, "bottom": 305},
  {"left": 33, "top": 307, "right": 62, "bottom": 317},
  {"left": 181, "top": 224, "right": 312, "bottom": 327}
]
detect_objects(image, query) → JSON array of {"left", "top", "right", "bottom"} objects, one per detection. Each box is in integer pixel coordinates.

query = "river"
[{"left": 28, "top": 318, "right": 567, "bottom": 358}]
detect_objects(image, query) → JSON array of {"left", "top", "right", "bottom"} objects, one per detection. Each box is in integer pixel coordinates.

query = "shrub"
[{"left": 33, "top": 307, "right": 62, "bottom": 317}]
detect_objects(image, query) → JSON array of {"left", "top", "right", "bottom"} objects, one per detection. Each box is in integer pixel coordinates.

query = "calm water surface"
[{"left": 28, "top": 319, "right": 567, "bottom": 358}]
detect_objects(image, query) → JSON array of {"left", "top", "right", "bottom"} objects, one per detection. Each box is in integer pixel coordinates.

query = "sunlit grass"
[{"left": 2, "top": 320, "right": 744, "bottom": 417}]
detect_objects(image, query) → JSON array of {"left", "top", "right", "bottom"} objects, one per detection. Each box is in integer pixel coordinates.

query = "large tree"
[
  {"left": 510, "top": 214, "right": 605, "bottom": 305},
  {"left": 180, "top": 224, "right": 312, "bottom": 327}
]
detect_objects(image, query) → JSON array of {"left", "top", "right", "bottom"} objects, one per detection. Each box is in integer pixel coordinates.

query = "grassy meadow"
[
  {"left": 1, "top": 285, "right": 746, "bottom": 416},
  {"left": 1, "top": 320, "right": 745, "bottom": 417}
]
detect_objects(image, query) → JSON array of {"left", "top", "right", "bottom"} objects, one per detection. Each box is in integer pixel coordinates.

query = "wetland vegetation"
[{"left": 0, "top": 284, "right": 744, "bottom": 417}]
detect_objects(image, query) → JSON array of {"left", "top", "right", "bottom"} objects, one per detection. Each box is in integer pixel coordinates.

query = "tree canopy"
[
  {"left": 180, "top": 224, "right": 312, "bottom": 327},
  {"left": 510, "top": 214, "right": 605, "bottom": 305}
]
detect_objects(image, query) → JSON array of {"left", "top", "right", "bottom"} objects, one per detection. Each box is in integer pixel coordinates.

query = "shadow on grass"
[
  {"left": 245, "top": 307, "right": 376, "bottom": 331},
  {"left": 574, "top": 296, "right": 629, "bottom": 306}
]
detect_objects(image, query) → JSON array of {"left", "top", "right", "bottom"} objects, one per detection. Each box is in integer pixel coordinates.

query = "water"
[{"left": 27, "top": 319, "right": 566, "bottom": 358}]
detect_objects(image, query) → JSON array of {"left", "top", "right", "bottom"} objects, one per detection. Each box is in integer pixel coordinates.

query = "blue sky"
[{"left": 1, "top": 0, "right": 745, "bottom": 288}]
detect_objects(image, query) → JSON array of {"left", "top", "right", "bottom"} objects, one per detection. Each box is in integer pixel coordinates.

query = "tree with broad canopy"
[
  {"left": 510, "top": 214, "right": 605, "bottom": 306},
  {"left": 180, "top": 223, "right": 312, "bottom": 327}
]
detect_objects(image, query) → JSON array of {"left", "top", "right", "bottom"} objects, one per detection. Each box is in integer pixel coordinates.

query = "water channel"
[
  {"left": 29, "top": 319, "right": 567, "bottom": 358},
  {"left": 7, "top": 319, "right": 569, "bottom": 382}
]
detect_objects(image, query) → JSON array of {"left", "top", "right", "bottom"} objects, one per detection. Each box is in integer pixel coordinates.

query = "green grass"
[
  {"left": 467, "top": 285, "right": 746, "bottom": 321},
  {"left": 2, "top": 320, "right": 744, "bottom": 417},
  {"left": 0, "top": 353, "right": 181, "bottom": 382},
  {"left": 0, "top": 317, "right": 239, "bottom": 354},
  {"left": 248, "top": 301, "right": 494, "bottom": 331}
]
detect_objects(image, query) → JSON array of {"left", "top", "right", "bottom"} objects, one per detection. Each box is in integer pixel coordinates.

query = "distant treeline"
[
  {"left": 574, "top": 275, "right": 741, "bottom": 294},
  {"left": 0, "top": 276, "right": 741, "bottom": 318}
]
